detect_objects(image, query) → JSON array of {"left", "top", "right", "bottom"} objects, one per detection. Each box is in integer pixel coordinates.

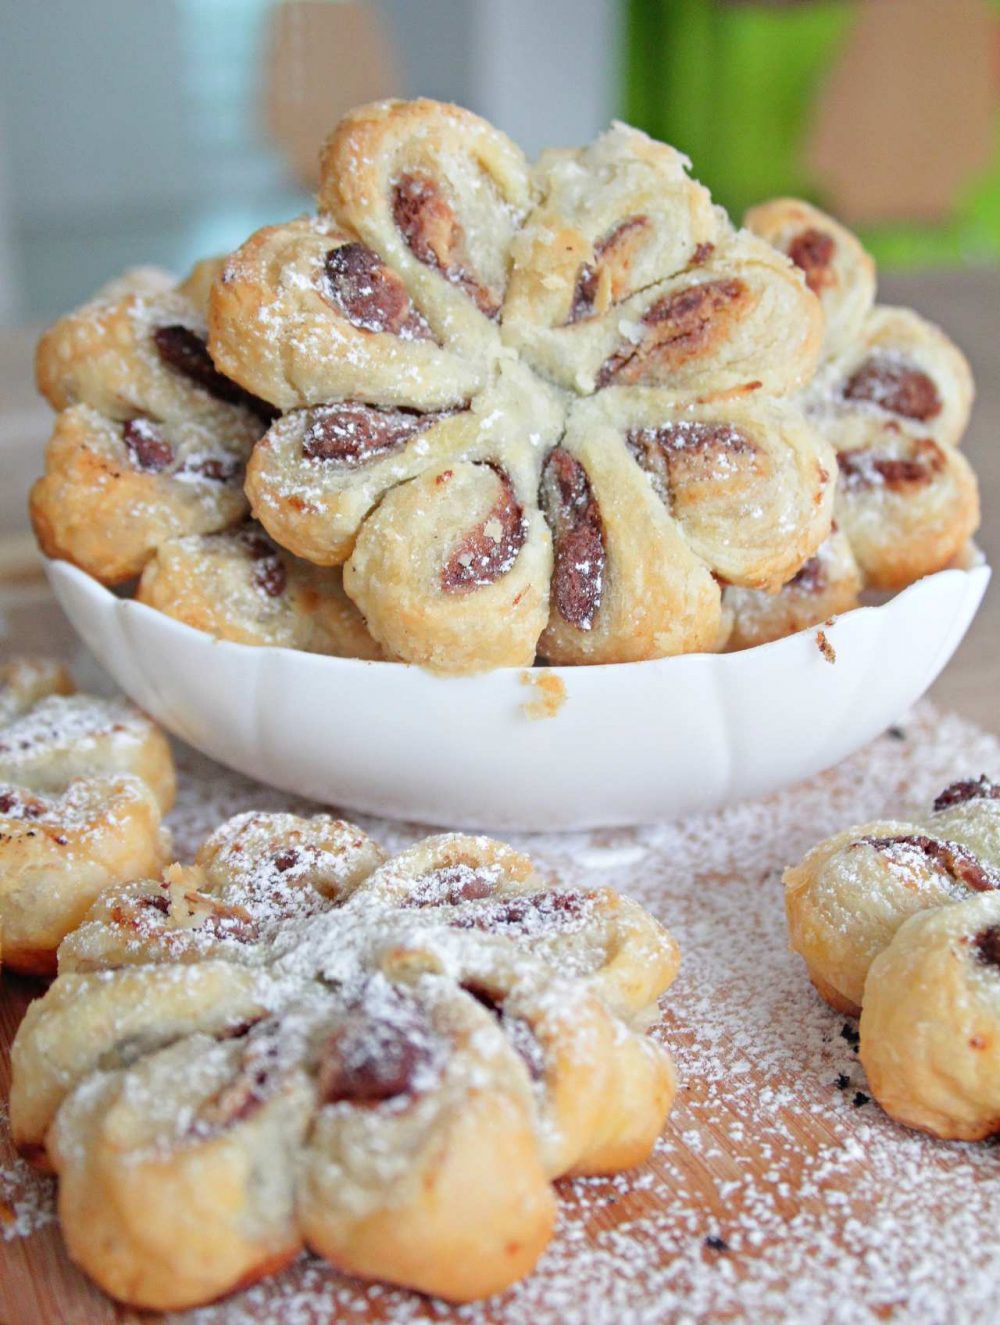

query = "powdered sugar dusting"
[{"left": 3, "top": 702, "right": 1000, "bottom": 1321}]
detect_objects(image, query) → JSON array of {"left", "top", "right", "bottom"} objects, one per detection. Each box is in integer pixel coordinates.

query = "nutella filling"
[
  {"left": 787, "top": 228, "right": 836, "bottom": 295},
  {"left": 392, "top": 172, "right": 499, "bottom": 319},
  {"left": 122, "top": 418, "right": 174, "bottom": 473},
  {"left": 972, "top": 925, "right": 1000, "bottom": 971},
  {"left": 567, "top": 215, "right": 653, "bottom": 324},
  {"left": 318, "top": 1001, "right": 432, "bottom": 1105},
  {"left": 440, "top": 465, "right": 526, "bottom": 593},
  {"left": 934, "top": 777, "right": 1000, "bottom": 813},
  {"left": 836, "top": 439, "right": 945, "bottom": 491},
  {"left": 153, "top": 324, "right": 277, "bottom": 422},
  {"left": 539, "top": 447, "right": 605, "bottom": 630},
  {"left": 302, "top": 401, "right": 452, "bottom": 467},
  {"left": 843, "top": 357, "right": 942, "bottom": 421},
  {"left": 857, "top": 834, "right": 1000, "bottom": 894},
  {"left": 597, "top": 277, "right": 751, "bottom": 387},
  {"left": 322, "top": 242, "right": 432, "bottom": 339}
]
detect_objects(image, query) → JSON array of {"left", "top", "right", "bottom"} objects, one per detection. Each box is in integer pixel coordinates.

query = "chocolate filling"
[
  {"left": 972, "top": 925, "right": 1000, "bottom": 970},
  {"left": 451, "top": 888, "right": 591, "bottom": 934},
  {"left": 597, "top": 277, "right": 751, "bottom": 387},
  {"left": 440, "top": 465, "right": 525, "bottom": 593},
  {"left": 322, "top": 242, "right": 433, "bottom": 339},
  {"left": 934, "top": 777, "right": 1000, "bottom": 813},
  {"left": 392, "top": 172, "right": 499, "bottom": 319},
  {"left": 843, "top": 357, "right": 942, "bottom": 421},
  {"left": 319, "top": 1003, "right": 431, "bottom": 1105},
  {"left": 567, "top": 215, "right": 652, "bottom": 324},
  {"left": 302, "top": 401, "right": 452, "bottom": 467},
  {"left": 153, "top": 325, "right": 277, "bottom": 422},
  {"left": 836, "top": 439, "right": 946, "bottom": 491},
  {"left": 122, "top": 418, "right": 174, "bottom": 472},
  {"left": 463, "top": 985, "right": 545, "bottom": 1080},
  {"left": 787, "top": 555, "right": 826, "bottom": 595},
  {"left": 787, "top": 228, "right": 836, "bottom": 295},
  {"left": 540, "top": 447, "right": 605, "bottom": 630},
  {"left": 857, "top": 834, "right": 1000, "bottom": 893}
]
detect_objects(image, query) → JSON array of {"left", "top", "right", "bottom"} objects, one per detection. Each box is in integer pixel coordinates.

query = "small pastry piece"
[
  {"left": 538, "top": 391, "right": 835, "bottom": 664},
  {"left": 60, "top": 812, "right": 386, "bottom": 974},
  {"left": 743, "top": 198, "right": 876, "bottom": 360},
  {"left": 244, "top": 396, "right": 478, "bottom": 567},
  {"left": 298, "top": 974, "right": 556, "bottom": 1302},
  {"left": 832, "top": 428, "right": 979, "bottom": 590},
  {"left": 0, "top": 657, "right": 74, "bottom": 725},
  {"left": 51, "top": 1028, "right": 315, "bottom": 1310},
  {"left": 859, "top": 893, "right": 1000, "bottom": 1140},
  {"left": 136, "top": 525, "right": 383, "bottom": 658},
  {"left": 32, "top": 264, "right": 269, "bottom": 583},
  {"left": 319, "top": 98, "right": 531, "bottom": 355},
  {"left": 11, "top": 960, "right": 274, "bottom": 1157},
  {"left": 784, "top": 778, "right": 1000, "bottom": 1015},
  {"left": 35, "top": 266, "right": 270, "bottom": 428},
  {"left": 0, "top": 691, "right": 175, "bottom": 812},
  {"left": 344, "top": 455, "right": 552, "bottom": 672},
  {"left": 798, "top": 304, "right": 978, "bottom": 589},
  {"left": 723, "top": 526, "right": 862, "bottom": 651},
  {"left": 209, "top": 216, "right": 483, "bottom": 413},
  {"left": 511, "top": 228, "right": 822, "bottom": 398},
  {"left": 378, "top": 936, "right": 676, "bottom": 1176},
  {"left": 358, "top": 833, "right": 680, "bottom": 1026},
  {"left": 504, "top": 122, "right": 722, "bottom": 383},
  {"left": 0, "top": 776, "right": 169, "bottom": 976},
  {"left": 30, "top": 404, "right": 256, "bottom": 584}
]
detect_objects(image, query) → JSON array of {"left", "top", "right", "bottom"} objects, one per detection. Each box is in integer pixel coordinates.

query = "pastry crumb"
[
  {"left": 520, "top": 671, "right": 567, "bottom": 720},
  {"left": 815, "top": 629, "right": 836, "bottom": 664}
]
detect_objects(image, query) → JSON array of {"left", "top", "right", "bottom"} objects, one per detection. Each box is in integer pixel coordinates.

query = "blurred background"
[{"left": 1, "top": 0, "right": 998, "bottom": 326}]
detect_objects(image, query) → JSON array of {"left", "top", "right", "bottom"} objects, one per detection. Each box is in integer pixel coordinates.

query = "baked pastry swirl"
[
  {"left": 136, "top": 524, "right": 383, "bottom": 657},
  {"left": 0, "top": 658, "right": 173, "bottom": 973},
  {"left": 31, "top": 267, "right": 270, "bottom": 584},
  {"left": 11, "top": 813, "right": 680, "bottom": 1307},
  {"left": 747, "top": 198, "right": 979, "bottom": 592},
  {"left": 784, "top": 776, "right": 1000, "bottom": 1138},
  {"left": 209, "top": 98, "right": 835, "bottom": 670}
]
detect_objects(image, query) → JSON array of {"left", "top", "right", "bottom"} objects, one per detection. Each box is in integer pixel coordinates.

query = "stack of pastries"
[{"left": 30, "top": 100, "right": 979, "bottom": 672}]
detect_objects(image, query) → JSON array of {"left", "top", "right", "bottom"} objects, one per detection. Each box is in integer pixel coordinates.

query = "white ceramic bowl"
[{"left": 45, "top": 557, "right": 990, "bottom": 832}]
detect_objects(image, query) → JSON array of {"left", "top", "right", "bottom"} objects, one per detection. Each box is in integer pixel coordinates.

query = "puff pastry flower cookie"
[
  {"left": 12, "top": 813, "right": 680, "bottom": 1308},
  {"left": 210, "top": 98, "right": 835, "bottom": 671},
  {"left": 31, "top": 264, "right": 272, "bottom": 584},
  {"left": 784, "top": 776, "right": 1000, "bottom": 1138},
  {"left": 0, "top": 658, "right": 173, "bottom": 974},
  {"left": 747, "top": 198, "right": 979, "bottom": 592}
]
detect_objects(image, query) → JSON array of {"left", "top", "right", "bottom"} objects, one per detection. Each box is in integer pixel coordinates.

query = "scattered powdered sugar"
[
  {"left": 3, "top": 701, "right": 1000, "bottom": 1322},
  {"left": 0, "top": 1105, "right": 56, "bottom": 1241}
]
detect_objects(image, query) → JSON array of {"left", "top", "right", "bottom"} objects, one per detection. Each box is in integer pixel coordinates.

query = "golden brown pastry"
[
  {"left": 11, "top": 813, "right": 680, "bottom": 1308},
  {"left": 209, "top": 215, "right": 483, "bottom": 412},
  {"left": 784, "top": 775, "right": 1000, "bottom": 1016},
  {"left": 802, "top": 305, "right": 978, "bottom": 589},
  {"left": 0, "top": 777, "right": 169, "bottom": 976},
  {"left": 136, "top": 524, "right": 383, "bottom": 657},
  {"left": 538, "top": 391, "right": 835, "bottom": 664},
  {"left": 0, "top": 657, "right": 174, "bottom": 974},
  {"left": 744, "top": 197, "right": 876, "bottom": 360},
  {"left": 318, "top": 98, "right": 532, "bottom": 352},
  {"left": 32, "top": 267, "right": 269, "bottom": 584},
  {"left": 747, "top": 197, "right": 979, "bottom": 595},
  {"left": 859, "top": 891, "right": 1000, "bottom": 1140},
  {"left": 198, "top": 100, "right": 839, "bottom": 672},
  {"left": 722, "top": 526, "right": 862, "bottom": 651}
]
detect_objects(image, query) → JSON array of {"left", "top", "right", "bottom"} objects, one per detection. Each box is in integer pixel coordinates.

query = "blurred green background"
[
  {"left": 0, "top": 0, "right": 997, "bottom": 325},
  {"left": 624, "top": 0, "right": 1000, "bottom": 267}
]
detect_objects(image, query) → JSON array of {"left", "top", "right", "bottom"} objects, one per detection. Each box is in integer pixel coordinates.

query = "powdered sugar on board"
[{"left": 3, "top": 701, "right": 1000, "bottom": 1323}]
